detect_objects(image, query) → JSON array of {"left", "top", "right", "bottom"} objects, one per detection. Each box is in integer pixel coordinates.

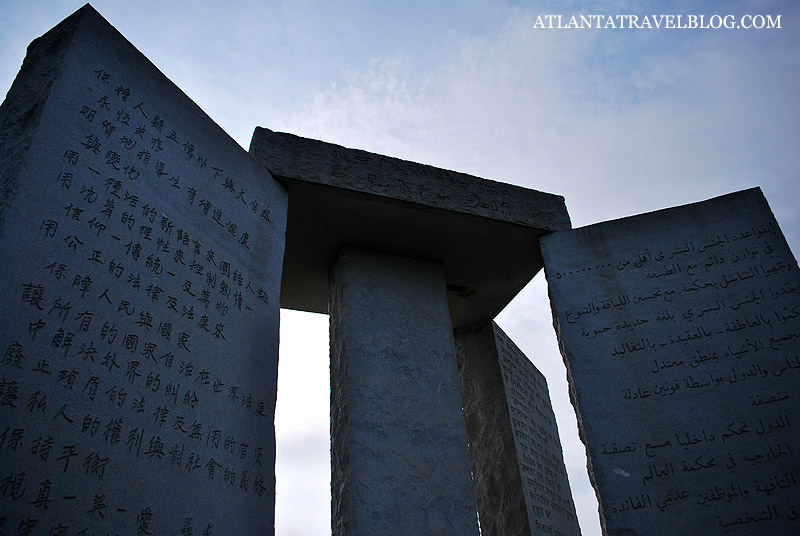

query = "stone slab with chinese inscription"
[
  {"left": 541, "top": 188, "right": 800, "bottom": 535},
  {"left": 0, "top": 6, "right": 287, "bottom": 535},
  {"left": 455, "top": 320, "right": 581, "bottom": 536}
]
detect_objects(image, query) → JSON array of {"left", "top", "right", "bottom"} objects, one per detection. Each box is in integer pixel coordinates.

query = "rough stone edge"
[
  {"left": 250, "top": 126, "right": 571, "bottom": 231},
  {"left": 455, "top": 319, "right": 530, "bottom": 536},
  {"left": 551, "top": 299, "right": 608, "bottom": 534},
  {"left": 0, "top": 5, "right": 89, "bottom": 235},
  {"left": 329, "top": 254, "right": 352, "bottom": 536},
  {"left": 542, "top": 233, "right": 628, "bottom": 536},
  {"left": 494, "top": 321, "right": 582, "bottom": 535}
]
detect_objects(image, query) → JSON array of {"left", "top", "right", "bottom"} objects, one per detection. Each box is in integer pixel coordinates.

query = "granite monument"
[
  {"left": 249, "top": 126, "right": 575, "bottom": 534},
  {"left": 0, "top": 6, "right": 288, "bottom": 534},
  {"left": 8, "top": 5, "right": 792, "bottom": 536},
  {"left": 1, "top": 5, "right": 580, "bottom": 536},
  {"left": 541, "top": 188, "right": 800, "bottom": 535}
]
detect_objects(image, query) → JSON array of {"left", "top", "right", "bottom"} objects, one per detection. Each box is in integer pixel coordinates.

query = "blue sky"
[{"left": 2, "top": 1, "right": 798, "bottom": 534}]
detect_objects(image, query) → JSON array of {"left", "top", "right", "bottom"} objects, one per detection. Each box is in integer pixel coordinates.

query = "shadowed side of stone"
[{"left": 455, "top": 320, "right": 581, "bottom": 536}]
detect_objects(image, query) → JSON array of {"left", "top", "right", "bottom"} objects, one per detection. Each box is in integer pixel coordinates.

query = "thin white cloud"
[{"left": 277, "top": 2, "right": 799, "bottom": 238}]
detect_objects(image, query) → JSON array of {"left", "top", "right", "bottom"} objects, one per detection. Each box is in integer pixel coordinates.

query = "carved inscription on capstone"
[
  {"left": 541, "top": 189, "right": 800, "bottom": 534},
  {"left": 496, "top": 328, "right": 580, "bottom": 535},
  {"left": 0, "top": 7, "right": 286, "bottom": 535},
  {"left": 249, "top": 127, "right": 572, "bottom": 231}
]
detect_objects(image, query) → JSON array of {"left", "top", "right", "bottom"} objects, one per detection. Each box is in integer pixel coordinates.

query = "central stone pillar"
[{"left": 329, "top": 248, "right": 479, "bottom": 535}]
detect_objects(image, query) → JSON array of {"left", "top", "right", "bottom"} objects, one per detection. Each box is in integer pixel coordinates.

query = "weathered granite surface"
[
  {"left": 251, "top": 127, "right": 570, "bottom": 229},
  {"left": 330, "top": 248, "right": 479, "bottom": 535},
  {"left": 456, "top": 320, "right": 581, "bottom": 536},
  {"left": 0, "top": 6, "right": 287, "bottom": 534},
  {"left": 541, "top": 188, "right": 800, "bottom": 535},
  {"left": 249, "top": 127, "right": 571, "bottom": 329}
]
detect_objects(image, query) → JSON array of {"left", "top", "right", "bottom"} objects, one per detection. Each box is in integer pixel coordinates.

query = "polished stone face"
[
  {"left": 0, "top": 6, "right": 287, "bottom": 535},
  {"left": 455, "top": 320, "right": 582, "bottom": 536},
  {"left": 542, "top": 188, "right": 800, "bottom": 535}
]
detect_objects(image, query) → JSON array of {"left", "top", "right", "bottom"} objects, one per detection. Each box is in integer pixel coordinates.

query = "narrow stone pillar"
[
  {"left": 455, "top": 320, "right": 581, "bottom": 536},
  {"left": 329, "top": 248, "right": 479, "bottom": 535}
]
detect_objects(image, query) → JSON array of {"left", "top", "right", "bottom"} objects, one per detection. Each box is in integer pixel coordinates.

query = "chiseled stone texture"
[
  {"left": 455, "top": 320, "right": 581, "bottom": 536},
  {"left": 330, "top": 248, "right": 479, "bottom": 535},
  {"left": 251, "top": 127, "right": 570, "bottom": 230},
  {"left": 541, "top": 188, "right": 800, "bottom": 535},
  {"left": 249, "top": 127, "right": 571, "bottom": 330},
  {"left": 0, "top": 6, "right": 287, "bottom": 535}
]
